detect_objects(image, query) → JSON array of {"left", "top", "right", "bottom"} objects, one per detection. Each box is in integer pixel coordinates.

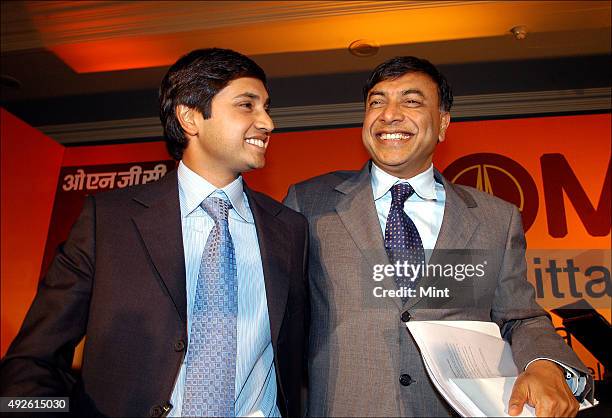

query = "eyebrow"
[
  {"left": 368, "top": 90, "right": 386, "bottom": 98},
  {"left": 234, "top": 92, "right": 259, "bottom": 100},
  {"left": 401, "top": 88, "right": 425, "bottom": 98},
  {"left": 368, "top": 88, "right": 425, "bottom": 99},
  {"left": 233, "top": 92, "right": 271, "bottom": 107}
]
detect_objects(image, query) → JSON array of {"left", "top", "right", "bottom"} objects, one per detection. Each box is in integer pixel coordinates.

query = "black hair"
[
  {"left": 362, "top": 56, "right": 453, "bottom": 112},
  {"left": 159, "top": 48, "right": 267, "bottom": 160}
]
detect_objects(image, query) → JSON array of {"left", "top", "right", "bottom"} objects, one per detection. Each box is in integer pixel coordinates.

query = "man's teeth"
[
  {"left": 380, "top": 133, "right": 411, "bottom": 140},
  {"left": 245, "top": 138, "right": 265, "bottom": 148}
]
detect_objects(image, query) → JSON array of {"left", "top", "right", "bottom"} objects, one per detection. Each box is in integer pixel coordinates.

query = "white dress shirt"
[{"left": 371, "top": 163, "right": 445, "bottom": 254}]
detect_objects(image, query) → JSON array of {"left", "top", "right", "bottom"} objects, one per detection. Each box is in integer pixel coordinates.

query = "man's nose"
[
  {"left": 256, "top": 110, "right": 274, "bottom": 132},
  {"left": 379, "top": 102, "right": 404, "bottom": 124}
]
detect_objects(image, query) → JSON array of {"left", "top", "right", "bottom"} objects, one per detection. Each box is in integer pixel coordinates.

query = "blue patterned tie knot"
[
  {"left": 201, "top": 196, "right": 232, "bottom": 223},
  {"left": 390, "top": 183, "right": 415, "bottom": 207},
  {"left": 183, "top": 194, "right": 237, "bottom": 417}
]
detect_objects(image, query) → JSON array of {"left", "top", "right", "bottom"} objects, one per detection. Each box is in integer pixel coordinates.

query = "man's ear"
[
  {"left": 175, "top": 105, "right": 199, "bottom": 137},
  {"left": 438, "top": 112, "right": 451, "bottom": 143}
]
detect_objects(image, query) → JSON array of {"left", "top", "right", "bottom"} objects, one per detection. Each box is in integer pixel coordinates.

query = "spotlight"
[
  {"left": 348, "top": 40, "right": 379, "bottom": 57},
  {"left": 510, "top": 25, "right": 528, "bottom": 40}
]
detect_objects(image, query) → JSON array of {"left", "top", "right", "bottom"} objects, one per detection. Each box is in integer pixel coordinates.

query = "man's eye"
[
  {"left": 239, "top": 102, "right": 253, "bottom": 109},
  {"left": 405, "top": 100, "right": 422, "bottom": 105},
  {"left": 369, "top": 100, "right": 383, "bottom": 107}
]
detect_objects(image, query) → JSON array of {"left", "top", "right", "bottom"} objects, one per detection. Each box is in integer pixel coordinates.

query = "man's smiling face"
[
  {"left": 362, "top": 71, "right": 450, "bottom": 179},
  {"left": 182, "top": 76, "right": 273, "bottom": 185}
]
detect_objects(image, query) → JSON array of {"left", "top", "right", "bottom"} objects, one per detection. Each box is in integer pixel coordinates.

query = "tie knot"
[
  {"left": 201, "top": 196, "right": 232, "bottom": 222},
  {"left": 390, "top": 183, "right": 415, "bottom": 206}
]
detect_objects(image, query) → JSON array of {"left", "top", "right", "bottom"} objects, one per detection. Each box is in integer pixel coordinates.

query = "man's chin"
[{"left": 242, "top": 159, "right": 266, "bottom": 173}]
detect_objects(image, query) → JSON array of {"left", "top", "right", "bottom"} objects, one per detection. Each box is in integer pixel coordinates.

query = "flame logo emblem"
[{"left": 442, "top": 153, "right": 539, "bottom": 231}]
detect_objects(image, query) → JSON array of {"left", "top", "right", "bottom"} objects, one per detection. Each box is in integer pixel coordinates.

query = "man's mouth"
[
  {"left": 245, "top": 136, "right": 268, "bottom": 149},
  {"left": 376, "top": 132, "right": 414, "bottom": 140}
]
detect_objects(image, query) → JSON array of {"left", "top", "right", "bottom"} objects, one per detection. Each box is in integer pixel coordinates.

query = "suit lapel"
[
  {"left": 131, "top": 170, "right": 187, "bottom": 323},
  {"left": 431, "top": 171, "right": 479, "bottom": 252},
  {"left": 407, "top": 171, "right": 480, "bottom": 310},
  {"left": 245, "top": 187, "right": 291, "bottom": 350},
  {"left": 334, "top": 163, "right": 403, "bottom": 309}
]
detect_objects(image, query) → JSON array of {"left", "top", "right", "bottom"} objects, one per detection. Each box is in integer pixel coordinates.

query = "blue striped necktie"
[
  {"left": 182, "top": 196, "right": 237, "bottom": 417},
  {"left": 384, "top": 183, "right": 425, "bottom": 304}
]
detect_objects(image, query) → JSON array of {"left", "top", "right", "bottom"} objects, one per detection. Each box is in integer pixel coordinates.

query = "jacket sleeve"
[
  {"left": 492, "top": 205, "right": 593, "bottom": 401},
  {"left": 0, "top": 196, "right": 96, "bottom": 396}
]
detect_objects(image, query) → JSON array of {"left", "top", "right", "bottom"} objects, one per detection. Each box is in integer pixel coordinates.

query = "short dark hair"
[
  {"left": 362, "top": 56, "right": 453, "bottom": 112},
  {"left": 159, "top": 48, "right": 267, "bottom": 160}
]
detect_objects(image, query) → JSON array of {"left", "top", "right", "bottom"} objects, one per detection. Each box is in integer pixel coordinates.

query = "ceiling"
[{"left": 1, "top": 0, "right": 610, "bottom": 102}]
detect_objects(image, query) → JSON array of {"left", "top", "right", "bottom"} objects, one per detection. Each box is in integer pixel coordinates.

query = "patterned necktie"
[
  {"left": 384, "top": 183, "right": 425, "bottom": 304},
  {"left": 182, "top": 196, "right": 237, "bottom": 417}
]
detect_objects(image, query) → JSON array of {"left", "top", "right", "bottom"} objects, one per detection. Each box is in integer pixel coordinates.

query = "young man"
[
  {"left": 1, "top": 48, "right": 309, "bottom": 418},
  {"left": 284, "top": 56, "right": 591, "bottom": 417}
]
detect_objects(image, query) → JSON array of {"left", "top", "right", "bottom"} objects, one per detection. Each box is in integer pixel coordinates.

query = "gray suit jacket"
[{"left": 284, "top": 162, "right": 590, "bottom": 417}]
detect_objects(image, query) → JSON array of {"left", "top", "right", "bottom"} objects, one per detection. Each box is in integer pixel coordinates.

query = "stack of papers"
[{"left": 406, "top": 321, "right": 597, "bottom": 417}]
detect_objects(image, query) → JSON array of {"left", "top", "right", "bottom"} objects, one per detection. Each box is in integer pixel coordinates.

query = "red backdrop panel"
[
  {"left": 1, "top": 109, "right": 65, "bottom": 356},
  {"left": 243, "top": 127, "right": 368, "bottom": 198}
]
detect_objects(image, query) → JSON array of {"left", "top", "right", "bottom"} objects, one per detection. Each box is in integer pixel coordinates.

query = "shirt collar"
[
  {"left": 177, "top": 161, "right": 253, "bottom": 223},
  {"left": 371, "top": 162, "right": 438, "bottom": 201}
]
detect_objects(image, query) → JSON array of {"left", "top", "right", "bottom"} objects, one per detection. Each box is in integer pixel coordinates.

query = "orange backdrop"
[{"left": 1, "top": 110, "right": 610, "bottom": 377}]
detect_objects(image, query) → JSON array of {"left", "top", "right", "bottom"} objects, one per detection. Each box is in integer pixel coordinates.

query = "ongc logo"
[
  {"left": 443, "top": 153, "right": 539, "bottom": 231},
  {"left": 442, "top": 153, "right": 610, "bottom": 236}
]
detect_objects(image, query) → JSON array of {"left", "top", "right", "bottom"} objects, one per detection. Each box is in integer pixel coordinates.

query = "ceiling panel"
[{"left": 2, "top": 1, "right": 610, "bottom": 73}]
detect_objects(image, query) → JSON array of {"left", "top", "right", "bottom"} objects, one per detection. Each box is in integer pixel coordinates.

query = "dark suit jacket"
[
  {"left": 284, "top": 162, "right": 591, "bottom": 417},
  {"left": 1, "top": 170, "right": 309, "bottom": 417}
]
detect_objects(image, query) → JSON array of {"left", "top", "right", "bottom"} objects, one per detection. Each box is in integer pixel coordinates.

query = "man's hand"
[{"left": 508, "top": 359, "right": 579, "bottom": 417}]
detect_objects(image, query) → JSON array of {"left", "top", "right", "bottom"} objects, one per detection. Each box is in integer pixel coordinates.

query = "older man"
[{"left": 285, "top": 56, "right": 591, "bottom": 417}]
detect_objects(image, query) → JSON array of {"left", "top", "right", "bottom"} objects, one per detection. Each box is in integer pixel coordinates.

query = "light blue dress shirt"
[
  {"left": 168, "top": 161, "right": 280, "bottom": 417},
  {"left": 370, "top": 162, "right": 584, "bottom": 395},
  {"left": 371, "top": 163, "right": 445, "bottom": 254}
]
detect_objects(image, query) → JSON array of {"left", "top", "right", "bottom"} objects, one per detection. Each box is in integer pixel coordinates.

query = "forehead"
[
  {"left": 217, "top": 77, "right": 269, "bottom": 99},
  {"left": 369, "top": 72, "right": 438, "bottom": 97}
]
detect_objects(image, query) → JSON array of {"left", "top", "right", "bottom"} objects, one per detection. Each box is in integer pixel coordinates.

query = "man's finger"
[{"left": 508, "top": 378, "right": 529, "bottom": 416}]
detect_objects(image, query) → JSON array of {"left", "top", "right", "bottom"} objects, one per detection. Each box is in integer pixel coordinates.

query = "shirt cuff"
[{"left": 525, "top": 358, "right": 587, "bottom": 399}]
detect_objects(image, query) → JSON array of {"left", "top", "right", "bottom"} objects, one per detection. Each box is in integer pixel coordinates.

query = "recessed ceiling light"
[
  {"left": 510, "top": 25, "right": 528, "bottom": 40},
  {"left": 348, "top": 40, "right": 380, "bottom": 57}
]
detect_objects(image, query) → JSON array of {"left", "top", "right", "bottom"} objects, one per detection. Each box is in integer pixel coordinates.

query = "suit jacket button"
[
  {"left": 401, "top": 311, "right": 412, "bottom": 322},
  {"left": 174, "top": 339, "right": 185, "bottom": 352},
  {"left": 149, "top": 404, "right": 162, "bottom": 417},
  {"left": 399, "top": 373, "right": 414, "bottom": 386}
]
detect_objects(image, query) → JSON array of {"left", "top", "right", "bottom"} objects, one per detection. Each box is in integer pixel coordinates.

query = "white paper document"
[{"left": 407, "top": 321, "right": 597, "bottom": 417}]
